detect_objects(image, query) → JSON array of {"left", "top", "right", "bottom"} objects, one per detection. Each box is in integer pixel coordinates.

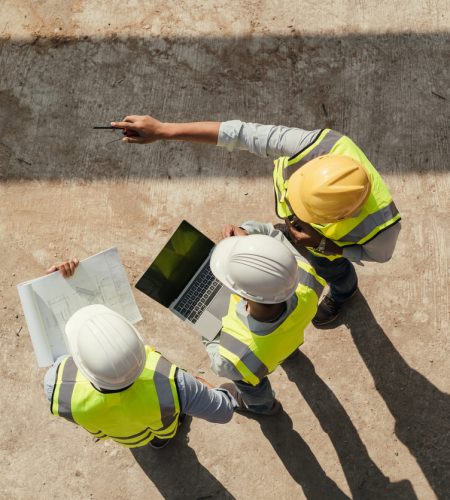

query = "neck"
[{"left": 246, "top": 300, "right": 286, "bottom": 322}]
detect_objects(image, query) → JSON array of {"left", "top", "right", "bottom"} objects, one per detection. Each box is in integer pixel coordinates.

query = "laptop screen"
[{"left": 135, "top": 220, "right": 215, "bottom": 307}]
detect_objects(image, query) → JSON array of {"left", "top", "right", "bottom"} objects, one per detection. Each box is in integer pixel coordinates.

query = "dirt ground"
[{"left": 0, "top": 1, "right": 449, "bottom": 499}]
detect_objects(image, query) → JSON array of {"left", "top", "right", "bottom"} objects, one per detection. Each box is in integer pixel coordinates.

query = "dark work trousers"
[
  {"left": 306, "top": 252, "right": 358, "bottom": 304},
  {"left": 234, "top": 377, "right": 275, "bottom": 413}
]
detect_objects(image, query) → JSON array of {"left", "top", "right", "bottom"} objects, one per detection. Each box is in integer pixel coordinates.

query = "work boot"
[
  {"left": 220, "top": 383, "right": 282, "bottom": 416},
  {"left": 312, "top": 290, "right": 356, "bottom": 327}
]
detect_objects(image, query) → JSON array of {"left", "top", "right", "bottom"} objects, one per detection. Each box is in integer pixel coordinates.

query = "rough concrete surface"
[{"left": 0, "top": 1, "right": 449, "bottom": 499}]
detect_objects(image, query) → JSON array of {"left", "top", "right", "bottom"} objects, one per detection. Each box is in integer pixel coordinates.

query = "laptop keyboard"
[{"left": 174, "top": 264, "right": 222, "bottom": 324}]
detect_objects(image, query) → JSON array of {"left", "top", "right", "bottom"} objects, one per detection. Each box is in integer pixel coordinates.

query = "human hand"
[
  {"left": 221, "top": 225, "right": 249, "bottom": 239},
  {"left": 284, "top": 218, "right": 322, "bottom": 247},
  {"left": 46, "top": 258, "right": 79, "bottom": 278},
  {"left": 111, "top": 115, "right": 165, "bottom": 144},
  {"left": 285, "top": 219, "right": 342, "bottom": 255}
]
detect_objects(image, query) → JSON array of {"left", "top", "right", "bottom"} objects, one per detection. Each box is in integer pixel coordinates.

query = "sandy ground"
[{"left": 0, "top": 1, "right": 449, "bottom": 499}]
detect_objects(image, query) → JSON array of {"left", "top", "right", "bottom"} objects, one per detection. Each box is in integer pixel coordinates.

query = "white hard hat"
[
  {"left": 65, "top": 304, "right": 146, "bottom": 390},
  {"left": 210, "top": 235, "right": 299, "bottom": 304}
]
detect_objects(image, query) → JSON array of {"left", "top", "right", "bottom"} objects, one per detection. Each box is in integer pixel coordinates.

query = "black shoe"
[
  {"left": 220, "top": 383, "right": 282, "bottom": 416},
  {"left": 313, "top": 289, "right": 358, "bottom": 326},
  {"left": 312, "top": 294, "right": 342, "bottom": 326}
]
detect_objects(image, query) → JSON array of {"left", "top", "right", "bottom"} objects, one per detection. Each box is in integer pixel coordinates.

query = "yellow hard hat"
[{"left": 287, "top": 155, "right": 371, "bottom": 224}]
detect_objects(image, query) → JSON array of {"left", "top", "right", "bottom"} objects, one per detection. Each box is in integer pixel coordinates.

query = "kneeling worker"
[
  {"left": 45, "top": 262, "right": 237, "bottom": 448},
  {"left": 204, "top": 233, "right": 325, "bottom": 415}
]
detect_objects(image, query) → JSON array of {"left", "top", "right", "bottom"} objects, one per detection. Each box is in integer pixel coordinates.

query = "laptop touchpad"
[{"left": 208, "top": 287, "right": 231, "bottom": 318}]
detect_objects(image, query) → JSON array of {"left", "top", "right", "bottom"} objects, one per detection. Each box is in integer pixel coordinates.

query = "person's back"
[
  {"left": 44, "top": 272, "right": 237, "bottom": 449},
  {"left": 203, "top": 232, "right": 325, "bottom": 414}
]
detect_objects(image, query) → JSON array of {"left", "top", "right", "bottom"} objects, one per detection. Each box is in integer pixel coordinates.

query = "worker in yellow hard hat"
[{"left": 110, "top": 115, "right": 401, "bottom": 325}]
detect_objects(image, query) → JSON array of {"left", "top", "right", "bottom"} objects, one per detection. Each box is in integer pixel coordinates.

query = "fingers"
[
  {"left": 61, "top": 262, "right": 71, "bottom": 277},
  {"left": 68, "top": 258, "right": 79, "bottom": 276},
  {"left": 221, "top": 225, "right": 249, "bottom": 239},
  {"left": 46, "top": 265, "right": 57, "bottom": 274},
  {"left": 236, "top": 227, "right": 249, "bottom": 236},
  {"left": 122, "top": 136, "right": 146, "bottom": 144},
  {"left": 111, "top": 122, "right": 136, "bottom": 130},
  {"left": 110, "top": 119, "right": 137, "bottom": 129},
  {"left": 221, "top": 225, "right": 235, "bottom": 239},
  {"left": 46, "top": 259, "right": 79, "bottom": 278},
  {"left": 285, "top": 221, "right": 303, "bottom": 241}
]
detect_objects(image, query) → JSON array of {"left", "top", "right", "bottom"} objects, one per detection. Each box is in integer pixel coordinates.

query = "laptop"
[{"left": 135, "top": 220, "right": 231, "bottom": 340}]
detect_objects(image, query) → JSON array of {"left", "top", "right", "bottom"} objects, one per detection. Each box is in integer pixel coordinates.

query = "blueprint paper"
[{"left": 17, "top": 248, "right": 142, "bottom": 367}]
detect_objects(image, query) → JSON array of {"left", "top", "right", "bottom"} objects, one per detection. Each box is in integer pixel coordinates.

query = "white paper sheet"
[{"left": 17, "top": 247, "right": 142, "bottom": 367}]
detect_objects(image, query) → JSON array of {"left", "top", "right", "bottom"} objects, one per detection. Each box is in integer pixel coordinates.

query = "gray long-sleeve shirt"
[
  {"left": 203, "top": 220, "right": 312, "bottom": 381},
  {"left": 217, "top": 120, "right": 401, "bottom": 263},
  {"left": 45, "top": 355, "right": 237, "bottom": 424}
]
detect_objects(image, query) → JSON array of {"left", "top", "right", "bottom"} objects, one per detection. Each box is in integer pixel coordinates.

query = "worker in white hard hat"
[
  {"left": 201, "top": 231, "right": 325, "bottom": 415},
  {"left": 111, "top": 115, "right": 401, "bottom": 326},
  {"left": 44, "top": 260, "right": 238, "bottom": 449}
]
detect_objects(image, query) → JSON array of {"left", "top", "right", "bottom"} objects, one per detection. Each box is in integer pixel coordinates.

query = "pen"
[{"left": 93, "top": 125, "right": 139, "bottom": 137}]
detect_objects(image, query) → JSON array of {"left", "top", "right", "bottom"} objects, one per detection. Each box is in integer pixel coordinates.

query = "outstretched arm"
[
  {"left": 111, "top": 115, "right": 220, "bottom": 145},
  {"left": 112, "top": 115, "right": 320, "bottom": 158},
  {"left": 176, "top": 370, "right": 238, "bottom": 423}
]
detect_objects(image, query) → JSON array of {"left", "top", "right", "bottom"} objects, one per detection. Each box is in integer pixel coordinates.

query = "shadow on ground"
[
  {"left": 131, "top": 416, "right": 235, "bottom": 500},
  {"left": 246, "top": 407, "right": 350, "bottom": 499},
  {"left": 310, "top": 290, "right": 450, "bottom": 499},
  {"left": 0, "top": 33, "right": 448, "bottom": 180},
  {"left": 338, "top": 291, "right": 450, "bottom": 499},
  {"left": 282, "top": 352, "right": 416, "bottom": 499}
]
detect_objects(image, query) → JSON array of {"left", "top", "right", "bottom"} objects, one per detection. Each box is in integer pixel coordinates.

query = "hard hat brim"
[{"left": 288, "top": 186, "right": 316, "bottom": 223}]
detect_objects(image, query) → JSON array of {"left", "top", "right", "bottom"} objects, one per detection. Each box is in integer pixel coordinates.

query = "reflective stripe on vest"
[
  {"left": 50, "top": 348, "right": 180, "bottom": 447},
  {"left": 337, "top": 200, "right": 399, "bottom": 243},
  {"left": 152, "top": 356, "right": 178, "bottom": 429},
  {"left": 55, "top": 356, "right": 77, "bottom": 423},
  {"left": 273, "top": 129, "right": 401, "bottom": 260},
  {"left": 220, "top": 331, "right": 269, "bottom": 381},
  {"left": 284, "top": 130, "right": 342, "bottom": 179},
  {"left": 219, "top": 262, "right": 324, "bottom": 386},
  {"left": 298, "top": 264, "right": 324, "bottom": 298}
]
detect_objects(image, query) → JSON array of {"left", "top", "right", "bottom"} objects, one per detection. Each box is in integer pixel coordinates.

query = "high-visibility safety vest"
[
  {"left": 50, "top": 346, "right": 181, "bottom": 448},
  {"left": 273, "top": 129, "right": 401, "bottom": 261},
  {"left": 219, "top": 261, "right": 325, "bottom": 386}
]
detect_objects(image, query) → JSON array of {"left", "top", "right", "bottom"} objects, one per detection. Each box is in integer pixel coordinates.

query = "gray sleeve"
[
  {"left": 342, "top": 222, "right": 402, "bottom": 262},
  {"left": 218, "top": 120, "right": 321, "bottom": 158},
  {"left": 240, "top": 220, "right": 310, "bottom": 265},
  {"left": 175, "top": 369, "right": 237, "bottom": 424},
  {"left": 202, "top": 334, "right": 243, "bottom": 381},
  {"left": 240, "top": 220, "right": 275, "bottom": 236},
  {"left": 44, "top": 355, "right": 69, "bottom": 401}
]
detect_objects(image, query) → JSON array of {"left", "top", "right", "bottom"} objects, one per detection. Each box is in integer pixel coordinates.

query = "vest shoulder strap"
[
  {"left": 51, "top": 356, "right": 77, "bottom": 424},
  {"left": 284, "top": 129, "right": 343, "bottom": 179}
]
